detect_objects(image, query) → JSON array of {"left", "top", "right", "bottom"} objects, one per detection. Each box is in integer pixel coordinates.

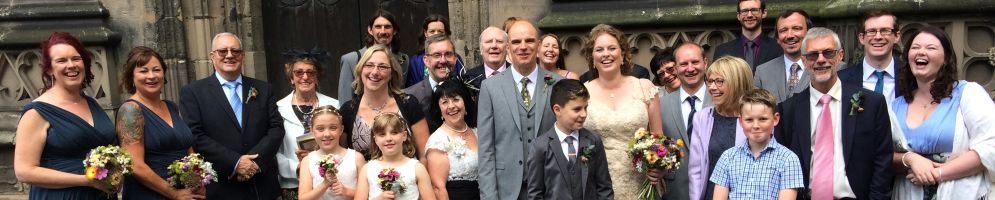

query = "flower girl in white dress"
[
  {"left": 298, "top": 106, "right": 367, "bottom": 200},
  {"left": 355, "top": 113, "right": 435, "bottom": 200}
]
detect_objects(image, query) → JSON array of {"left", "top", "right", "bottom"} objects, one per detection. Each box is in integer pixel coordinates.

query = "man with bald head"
[
  {"left": 462, "top": 26, "right": 509, "bottom": 90},
  {"left": 477, "top": 19, "right": 562, "bottom": 200},
  {"left": 181, "top": 32, "right": 284, "bottom": 199}
]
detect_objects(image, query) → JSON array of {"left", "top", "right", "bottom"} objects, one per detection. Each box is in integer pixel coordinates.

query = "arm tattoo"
[{"left": 116, "top": 102, "right": 145, "bottom": 145}]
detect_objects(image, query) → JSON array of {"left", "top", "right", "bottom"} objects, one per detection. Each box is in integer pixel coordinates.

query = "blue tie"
[
  {"left": 686, "top": 96, "right": 699, "bottom": 139},
  {"left": 873, "top": 71, "right": 885, "bottom": 94},
  {"left": 224, "top": 81, "right": 243, "bottom": 127}
]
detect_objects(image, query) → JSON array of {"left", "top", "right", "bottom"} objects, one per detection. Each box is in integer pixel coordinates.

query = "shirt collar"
[
  {"left": 783, "top": 55, "right": 804, "bottom": 72},
  {"left": 809, "top": 78, "right": 842, "bottom": 104},
  {"left": 679, "top": 85, "right": 707, "bottom": 103},
  {"left": 215, "top": 71, "right": 243, "bottom": 85},
  {"left": 429, "top": 76, "right": 440, "bottom": 91},
  {"left": 510, "top": 63, "right": 539, "bottom": 84},
  {"left": 861, "top": 58, "right": 896, "bottom": 80},
  {"left": 738, "top": 137, "right": 781, "bottom": 156},
  {"left": 484, "top": 62, "right": 508, "bottom": 77},
  {"left": 740, "top": 34, "right": 762, "bottom": 45},
  {"left": 554, "top": 125, "right": 579, "bottom": 143}
]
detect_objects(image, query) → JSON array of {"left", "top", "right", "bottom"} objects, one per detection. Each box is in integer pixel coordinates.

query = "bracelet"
[{"left": 901, "top": 152, "right": 911, "bottom": 168}]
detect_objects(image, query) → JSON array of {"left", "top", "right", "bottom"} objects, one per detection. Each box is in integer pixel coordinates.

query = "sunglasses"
[{"left": 802, "top": 49, "right": 840, "bottom": 61}]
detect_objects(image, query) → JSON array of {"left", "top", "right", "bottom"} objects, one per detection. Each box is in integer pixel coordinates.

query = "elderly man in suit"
[
  {"left": 713, "top": 0, "right": 782, "bottom": 70},
  {"left": 774, "top": 27, "right": 893, "bottom": 200},
  {"left": 404, "top": 34, "right": 455, "bottom": 132},
  {"left": 477, "top": 19, "right": 562, "bottom": 200},
  {"left": 754, "top": 9, "right": 812, "bottom": 103},
  {"left": 181, "top": 32, "right": 284, "bottom": 200},
  {"left": 462, "top": 26, "right": 509, "bottom": 90},
  {"left": 338, "top": 9, "right": 409, "bottom": 104},
  {"left": 658, "top": 42, "right": 712, "bottom": 200},
  {"left": 838, "top": 10, "right": 902, "bottom": 103}
]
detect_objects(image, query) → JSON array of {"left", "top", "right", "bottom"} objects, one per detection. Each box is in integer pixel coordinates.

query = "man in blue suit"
[
  {"left": 774, "top": 27, "right": 893, "bottom": 200},
  {"left": 838, "top": 10, "right": 902, "bottom": 103}
]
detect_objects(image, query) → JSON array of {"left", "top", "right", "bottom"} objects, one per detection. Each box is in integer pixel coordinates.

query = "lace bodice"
[{"left": 425, "top": 128, "right": 478, "bottom": 181}]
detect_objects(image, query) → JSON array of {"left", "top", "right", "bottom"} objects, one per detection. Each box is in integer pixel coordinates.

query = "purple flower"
[{"left": 95, "top": 168, "right": 109, "bottom": 180}]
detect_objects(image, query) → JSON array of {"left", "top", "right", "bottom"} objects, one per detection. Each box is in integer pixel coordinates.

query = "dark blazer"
[
  {"left": 579, "top": 64, "right": 651, "bottom": 83},
  {"left": 526, "top": 128, "right": 613, "bottom": 200},
  {"left": 180, "top": 74, "right": 284, "bottom": 200},
  {"left": 713, "top": 34, "right": 783, "bottom": 71},
  {"left": 838, "top": 57, "right": 903, "bottom": 98},
  {"left": 403, "top": 79, "right": 438, "bottom": 132},
  {"left": 774, "top": 82, "right": 893, "bottom": 200},
  {"left": 339, "top": 93, "right": 424, "bottom": 159}
]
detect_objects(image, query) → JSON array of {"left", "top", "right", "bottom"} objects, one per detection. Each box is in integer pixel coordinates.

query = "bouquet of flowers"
[
  {"left": 627, "top": 128, "right": 685, "bottom": 200},
  {"left": 316, "top": 154, "right": 341, "bottom": 180},
  {"left": 83, "top": 145, "right": 133, "bottom": 189},
  {"left": 166, "top": 153, "right": 218, "bottom": 189},
  {"left": 377, "top": 168, "right": 406, "bottom": 194}
]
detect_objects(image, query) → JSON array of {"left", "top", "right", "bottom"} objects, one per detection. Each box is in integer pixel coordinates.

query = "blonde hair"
[
  {"left": 309, "top": 105, "right": 342, "bottom": 128},
  {"left": 707, "top": 56, "right": 754, "bottom": 113},
  {"left": 352, "top": 44, "right": 404, "bottom": 97},
  {"left": 368, "top": 112, "right": 416, "bottom": 159}
]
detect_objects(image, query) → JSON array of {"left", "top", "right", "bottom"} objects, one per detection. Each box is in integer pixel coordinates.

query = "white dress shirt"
[
  {"left": 783, "top": 56, "right": 806, "bottom": 83},
  {"left": 861, "top": 58, "right": 896, "bottom": 103},
  {"left": 807, "top": 80, "right": 856, "bottom": 199},
  {"left": 679, "top": 86, "right": 707, "bottom": 125},
  {"left": 554, "top": 125, "right": 580, "bottom": 160},
  {"left": 429, "top": 76, "right": 440, "bottom": 92},
  {"left": 510, "top": 64, "right": 538, "bottom": 100}
]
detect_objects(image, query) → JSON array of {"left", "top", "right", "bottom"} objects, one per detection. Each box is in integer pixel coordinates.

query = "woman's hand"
[
  {"left": 905, "top": 152, "right": 937, "bottom": 185},
  {"left": 374, "top": 191, "right": 396, "bottom": 200},
  {"left": 646, "top": 169, "right": 663, "bottom": 185},
  {"left": 172, "top": 188, "right": 206, "bottom": 200},
  {"left": 296, "top": 149, "right": 309, "bottom": 161},
  {"left": 87, "top": 179, "right": 117, "bottom": 194}
]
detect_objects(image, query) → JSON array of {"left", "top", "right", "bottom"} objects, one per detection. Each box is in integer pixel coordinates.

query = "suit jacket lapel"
[
  {"left": 771, "top": 58, "right": 788, "bottom": 96},
  {"left": 666, "top": 93, "right": 688, "bottom": 141},
  {"left": 794, "top": 90, "right": 813, "bottom": 175},
  {"left": 240, "top": 79, "right": 252, "bottom": 131},
  {"left": 532, "top": 70, "right": 551, "bottom": 134},
  {"left": 578, "top": 131, "right": 593, "bottom": 196},
  {"left": 840, "top": 85, "right": 858, "bottom": 164},
  {"left": 500, "top": 72, "right": 523, "bottom": 130},
  {"left": 548, "top": 134, "right": 573, "bottom": 187},
  {"left": 796, "top": 71, "right": 812, "bottom": 94},
  {"left": 208, "top": 78, "right": 242, "bottom": 131}
]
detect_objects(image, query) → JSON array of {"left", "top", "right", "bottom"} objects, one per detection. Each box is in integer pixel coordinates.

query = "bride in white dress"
[{"left": 582, "top": 24, "right": 665, "bottom": 200}]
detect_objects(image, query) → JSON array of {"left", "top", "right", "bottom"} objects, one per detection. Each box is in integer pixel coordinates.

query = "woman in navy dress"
[
  {"left": 116, "top": 47, "right": 202, "bottom": 200},
  {"left": 14, "top": 32, "right": 119, "bottom": 199}
]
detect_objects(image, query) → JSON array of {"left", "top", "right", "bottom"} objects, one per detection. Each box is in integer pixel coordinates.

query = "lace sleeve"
[
  {"left": 637, "top": 78, "right": 659, "bottom": 104},
  {"left": 425, "top": 131, "right": 449, "bottom": 153}
]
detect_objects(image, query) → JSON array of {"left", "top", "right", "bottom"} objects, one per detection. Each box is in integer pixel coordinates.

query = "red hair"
[{"left": 40, "top": 32, "right": 94, "bottom": 93}]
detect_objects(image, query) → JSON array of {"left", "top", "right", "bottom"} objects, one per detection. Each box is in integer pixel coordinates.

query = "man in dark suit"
[
  {"left": 775, "top": 27, "right": 893, "bottom": 200},
  {"left": 181, "top": 32, "right": 285, "bottom": 200},
  {"left": 754, "top": 9, "right": 812, "bottom": 103},
  {"left": 404, "top": 34, "right": 455, "bottom": 132},
  {"left": 838, "top": 10, "right": 902, "bottom": 103},
  {"left": 461, "top": 26, "right": 508, "bottom": 91},
  {"left": 713, "top": 0, "right": 783, "bottom": 70},
  {"left": 338, "top": 9, "right": 409, "bottom": 104}
]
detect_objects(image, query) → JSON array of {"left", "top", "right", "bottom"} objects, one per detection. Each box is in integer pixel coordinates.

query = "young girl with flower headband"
[
  {"left": 298, "top": 106, "right": 366, "bottom": 200},
  {"left": 355, "top": 113, "right": 436, "bottom": 200}
]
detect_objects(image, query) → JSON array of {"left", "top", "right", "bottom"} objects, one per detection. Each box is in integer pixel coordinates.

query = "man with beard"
[
  {"left": 477, "top": 20, "right": 562, "bottom": 200},
  {"left": 774, "top": 27, "right": 893, "bottom": 200},
  {"left": 462, "top": 26, "right": 509, "bottom": 91},
  {"left": 181, "top": 32, "right": 284, "bottom": 200},
  {"left": 338, "top": 9, "right": 409, "bottom": 105},
  {"left": 754, "top": 9, "right": 812, "bottom": 103},
  {"left": 405, "top": 34, "right": 456, "bottom": 132},
  {"left": 838, "top": 10, "right": 901, "bottom": 103},
  {"left": 659, "top": 42, "right": 713, "bottom": 200},
  {"left": 713, "top": 0, "right": 782, "bottom": 70}
]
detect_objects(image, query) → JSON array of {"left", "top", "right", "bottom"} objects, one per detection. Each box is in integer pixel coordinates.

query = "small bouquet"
[
  {"left": 316, "top": 154, "right": 342, "bottom": 180},
  {"left": 377, "top": 168, "right": 406, "bottom": 194},
  {"left": 166, "top": 153, "right": 218, "bottom": 189},
  {"left": 83, "top": 145, "right": 133, "bottom": 189},
  {"left": 627, "top": 128, "right": 685, "bottom": 200}
]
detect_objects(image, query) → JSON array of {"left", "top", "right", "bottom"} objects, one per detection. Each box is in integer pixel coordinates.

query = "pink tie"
[{"left": 812, "top": 94, "right": 834, "bottom": 200}]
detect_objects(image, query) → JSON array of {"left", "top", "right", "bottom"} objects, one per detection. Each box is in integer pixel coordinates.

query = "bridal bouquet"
[
  {"left": 166, "top": 153, "right": 218, "bottom": 189},
  {"left": 83, "top": 145, "right": 133, "bottom": 189},
  {"left": 377, "top": 168, "right": 406, "bottom": 194},
  {"left": 627, "top": 128, "right": 684, "bottom": 200},
  {"left": 317, "top": 154, "right": 342, "bottom": 180}
]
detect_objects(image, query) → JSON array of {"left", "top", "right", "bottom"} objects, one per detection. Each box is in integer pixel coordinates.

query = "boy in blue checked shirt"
[{"left": 710, "top": 89, "right": 803, "bottom": 200}]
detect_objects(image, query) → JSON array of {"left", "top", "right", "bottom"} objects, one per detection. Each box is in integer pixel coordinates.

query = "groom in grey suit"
[
  {"left": 477, "top": 19, "right": 561, "bottom": 200},
  {"left": 659, "top": 42, "right": 712, "bottom": 200},
  {"left": 755, "top": 9, "right": 812, "bottom": 103}
]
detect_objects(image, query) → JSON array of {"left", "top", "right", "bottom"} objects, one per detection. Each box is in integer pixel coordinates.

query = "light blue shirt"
[
  {"left": 215, "top": 71, "right": 244, "bottom": 104},
  {"left": 710, "top": 140, "right": 804, "bottom": 200}
]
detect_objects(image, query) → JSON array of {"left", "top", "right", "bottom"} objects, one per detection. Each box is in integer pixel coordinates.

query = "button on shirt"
[
  {"left": 554, "top": 126, "right": 580, "bottom": 161},
  {"left": 510, "top": 64, "right": 538, "bottom": 101},
  {"left": 783, "top": 56, "right": 805, "bottom": 83},
  {"left": 807, "top": 80, "right": 856, "bottom": 199},
  {"left": 679, "top": 86, "right": 707, "bottom": 125},
  {"left": 861, "top": 58, "right": 896, "bottom": 103},
  {"left": 709, "top": 140, "right": 804, "bottom": 200}
]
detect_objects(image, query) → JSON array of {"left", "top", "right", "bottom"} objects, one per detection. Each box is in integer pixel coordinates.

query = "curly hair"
[
  {"left": 40, "top": 32, "right": 94, "bottom": 94},
  {"left": 583, "top": 24, "right": 632, "bottom": 79},
  {"left": 896, "top": 26, "right": 958, "bottom": 104}
]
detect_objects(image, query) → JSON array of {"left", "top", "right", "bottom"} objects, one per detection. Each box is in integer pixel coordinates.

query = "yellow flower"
[
  {"left": 677, "top": 139, "right": 685, "bottom": 149},
  {"left": 85, "top": 166, "right": 97, "bottom": 180},
  {"left": 646, "top": 151, "right": 659, "bottom": 164}
]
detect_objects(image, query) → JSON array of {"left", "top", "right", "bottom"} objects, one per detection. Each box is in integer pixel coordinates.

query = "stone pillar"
[
  {"left": 449, "top": 0, "right": 487, "bottom": 68},
  {"left": 180, "top": 0, "right": 268, "bottom": 82}
]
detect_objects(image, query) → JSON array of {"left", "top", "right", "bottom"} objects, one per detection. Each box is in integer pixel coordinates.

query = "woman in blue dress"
[
  {"left": 14, "top": 32, "right": 119, "bottom": 199},
  {"left": 115, "top": 46, "right": 203, "bottom": 200}
]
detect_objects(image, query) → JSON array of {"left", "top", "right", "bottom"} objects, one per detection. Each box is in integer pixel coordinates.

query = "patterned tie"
[
  {"left": 224, "top": 81, "right": 243, "bottom": 127},
  {"left": 686, "top": 96, "right": 699, "bottom": 139},
  {"left": 812, "top": 94, "right": 834, "bottom": 200},
  {"left": 873, "top": 71, "right": 886, "bottom": 94},
  {"left": 565, "top": 135, "right": 577, "bottom": 164},
  {"left": 788, "top": 63, "right": 801, "bottom": 92},
  {"left": 520, "top": 77, "right": 532, "bottom": 108}
]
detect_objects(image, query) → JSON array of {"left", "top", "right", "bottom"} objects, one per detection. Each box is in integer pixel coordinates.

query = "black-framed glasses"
[
  {"left": 293, "top": 70, "right": 317, "bottom": 78},
  {"left": 802, "top": 49, "right": 840, "bottom": 61},
  {"left": 214, "top": 48, "right": 243, "bottom": 56},
  {"left": 706, "top": 79, "right": 726, "bottom": 87},
  {"left": 738, "top": 8, "right": 762, "bottom": 15},
  {"left": 862, "top": 28, "right": 895, "bottom": 36}
]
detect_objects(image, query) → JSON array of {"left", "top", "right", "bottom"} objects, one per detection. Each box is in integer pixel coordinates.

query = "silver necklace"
[{"left": 367, "top": 99, "right": 388, "bottom": 114}]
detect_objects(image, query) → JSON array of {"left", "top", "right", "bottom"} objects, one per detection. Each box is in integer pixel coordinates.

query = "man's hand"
[{"left": 236, "top": 154, "right": 259, "bottom": 181}]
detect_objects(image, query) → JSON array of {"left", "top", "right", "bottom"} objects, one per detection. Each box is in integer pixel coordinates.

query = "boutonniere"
[
  {"left": 580, "top": 144, "right": 596, "bottom": 164},
  {"left": 543, "top": 74, "right": 555, "bottom": 89},
  {"left": 849, "top": 91, "right": 865, "bottom": 116},
  {"left": 246, "top": 87, "right": 258, "bottom": 105}
]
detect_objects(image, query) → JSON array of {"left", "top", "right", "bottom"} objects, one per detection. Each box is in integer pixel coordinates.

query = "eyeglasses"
[
  {"left": 706, "top": 79, "right": 726, "bottom": 87},
  {"left": 862, "top": 28, "right": 895, "bottom": 36},
  {"left": 362, "top": 63, "right": 392, "bottom": 71},
  {"left": 214, "top": 48, "right": 243, "bottom": 56},
  {"left": 428, "top": 52, "right": 456, "bottom": 59},
  {"left": 293, "top": 70, "right": 317, "bottom": 78},
  {"left": 738, "top": 8, "right": 762, "bottom": 15},
  {"left": 802, "top": 49, "right": 840, "bottom": 61}
]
